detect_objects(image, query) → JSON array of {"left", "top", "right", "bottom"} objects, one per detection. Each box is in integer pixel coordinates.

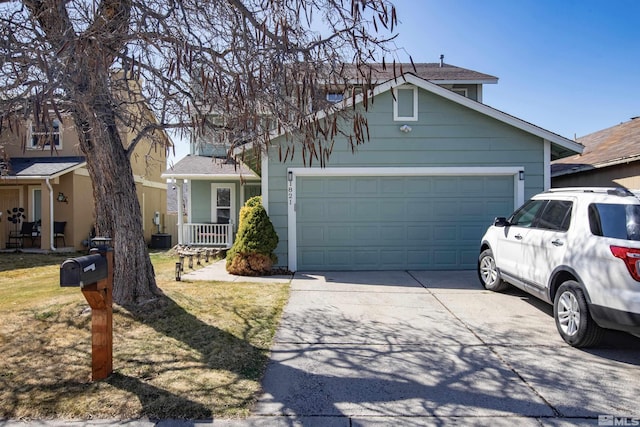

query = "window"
[
  {"left": 589, "top": 203, "right": 640, "bottom": 241},
  {"left": 30, "top": 119, "right": 62, "bottom": 148},
  {"left": 451, "top": 88, "right": 468, "bottom": 97},
  {"left": 509, "top": 200, "right": 547, "bottom": 227},
  {"left": 536, "top": 200, "right": 572, "bottom": 231},
  {"left": 393, "top": 85, "right": 418, "bottom": 121},
  {"left": 326, "top": 92, "right": 344, "bottom": 103}
]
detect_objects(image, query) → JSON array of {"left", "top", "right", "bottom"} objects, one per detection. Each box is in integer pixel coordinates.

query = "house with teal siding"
[
  {"left": 165, "top": 62, "right": 583, "bottom": 270},
  {"left": 162, "top": 147, "right": 260, "bottom": 247}
]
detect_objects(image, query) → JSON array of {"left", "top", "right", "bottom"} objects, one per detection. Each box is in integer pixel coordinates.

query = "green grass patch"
[{"left": 0, "top": 251, "right": 289, "bottom": 420}]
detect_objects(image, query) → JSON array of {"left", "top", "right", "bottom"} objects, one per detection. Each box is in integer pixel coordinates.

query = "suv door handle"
[
  {"left": 514, "top": 234, "right": 523, "bottom": 240},
  {"left": 551, "top": 239, "right": 564, "bottom": 247}
]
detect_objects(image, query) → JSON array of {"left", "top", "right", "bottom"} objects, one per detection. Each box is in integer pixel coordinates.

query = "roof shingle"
[{"left": 552, "top": 118, "right": 640, "bottom": 176}]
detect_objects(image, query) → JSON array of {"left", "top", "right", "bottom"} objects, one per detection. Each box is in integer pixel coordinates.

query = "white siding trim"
[
  {"left": 286, "top": 168, "right": 297, "bottom": 269},
  {"left": 544, "top": 140, "right": 551, "bottom": 190},
  {"left": 393, "top": 85, "right": 419, "bottom": 121},
  {"left": 286, "top": 166, "right": 524, "bottom": 272},
  {"left": 261, "top": 151, "right": 269, "bottom": 214}
]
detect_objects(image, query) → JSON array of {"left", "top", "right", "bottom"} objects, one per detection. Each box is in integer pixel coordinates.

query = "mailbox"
[{"left": 60, "top": 254, "right": 108, "bottom": 287}]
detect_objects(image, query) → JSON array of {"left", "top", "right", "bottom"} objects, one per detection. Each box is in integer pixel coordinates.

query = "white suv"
[{"left": 479, "top": 187, "right": 640, "bottom": 347}]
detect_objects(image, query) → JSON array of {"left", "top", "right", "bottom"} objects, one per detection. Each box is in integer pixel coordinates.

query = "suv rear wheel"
[
  {"left": 478, "top": 249, "right": 509, "bottom": 292},
  {"left": 554, "top": 281, "right": 604, "bottom": 348}
]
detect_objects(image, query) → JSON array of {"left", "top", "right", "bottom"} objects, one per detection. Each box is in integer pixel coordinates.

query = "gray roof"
[
  {"left": 162, "top": 155, "right": 259, "bottom": 180},
  {"left": 3, "top": 156, "right": 86, "bottom": 178},
  {"left": 340, "top": 62, "right": 499, "bottom": 84}
]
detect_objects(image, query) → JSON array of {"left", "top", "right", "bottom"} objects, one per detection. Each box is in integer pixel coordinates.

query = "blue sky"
[
  {"left": 169, "top": 0, "right": 639, "bottom": 162},
  {"left": 390, "top": 0, "right": 640, "bottom": 139}
]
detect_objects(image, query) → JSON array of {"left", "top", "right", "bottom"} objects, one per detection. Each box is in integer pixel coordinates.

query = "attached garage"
[{"left": 287, "top": 167, "right": 522, "bottom": 271}]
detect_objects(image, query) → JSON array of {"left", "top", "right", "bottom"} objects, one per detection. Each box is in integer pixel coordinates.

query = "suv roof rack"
[{"left": 546, "top": 187, "right": 635, "bottom": 197}]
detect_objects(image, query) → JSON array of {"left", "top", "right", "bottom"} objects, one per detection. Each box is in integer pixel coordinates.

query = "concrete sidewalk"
[{"left": 180, "top": 260, "right": 293, "bottom": 284}]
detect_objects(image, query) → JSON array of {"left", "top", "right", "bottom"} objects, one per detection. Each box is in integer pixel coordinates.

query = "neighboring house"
[
  {"left": 551, "top": 117, "right": 640, "bottom": 188},
  {"left": 162, "top": 151, "right": 261, "bottom": 247},
  {"left": 0, "top": 113, "right": 169, "bottom": 251},
  {"left": 166, "top": 62, "right": 583, "bottom": 270}
]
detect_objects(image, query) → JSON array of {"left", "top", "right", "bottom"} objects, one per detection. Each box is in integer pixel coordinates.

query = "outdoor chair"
[
  {"left": 54, "top": 221, "right": 66, "bottom": 247},
  {"left": 19, "top": 221, "right": 37, "bottom": 247}
]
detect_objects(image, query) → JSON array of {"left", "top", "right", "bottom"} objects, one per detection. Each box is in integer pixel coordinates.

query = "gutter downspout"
[{"left": 45, "top": 178, "right": 56, "bottom": 251}]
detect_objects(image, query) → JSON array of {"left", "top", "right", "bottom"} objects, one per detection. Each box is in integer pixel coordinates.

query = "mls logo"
[
  {"left": 599, "top": 415, "right": 640, "bottom": 426},
  {"left": 600, "top": 415, "right": 614, "bottom": 426}
]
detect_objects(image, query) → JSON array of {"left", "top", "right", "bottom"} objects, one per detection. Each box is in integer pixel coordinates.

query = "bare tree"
[{"left": 0, "top": 0, "right": 398, "bottom": 306}]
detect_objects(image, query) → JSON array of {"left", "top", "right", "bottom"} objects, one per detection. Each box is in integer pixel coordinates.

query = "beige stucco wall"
[
  {"left": 1, "top": 115, "right": 83, "bottom": 158},
  {"left": 552, "top": 162, "right": 640, "bottom": 190}
]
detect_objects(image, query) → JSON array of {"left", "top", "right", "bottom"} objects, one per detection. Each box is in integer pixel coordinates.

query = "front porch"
[{"left": 180, "top": 223, "right": 234, "bottom": 248}]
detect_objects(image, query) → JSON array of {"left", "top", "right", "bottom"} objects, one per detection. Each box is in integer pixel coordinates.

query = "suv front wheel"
[
  {"left": 478, "top": 249, "right": 509, "bottom": 292},
  {"left": 553, "top": 281, "right": 604, "bottom": 348}
]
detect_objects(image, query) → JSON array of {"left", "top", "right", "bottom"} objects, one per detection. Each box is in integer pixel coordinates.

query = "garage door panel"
[
  {"left": 299, "top": 225, "right": 325, "bottom": 243},
  {"left": 433, "top": 177, "right": 459, "bottom": 193},
  {"left": 407, "top": 250, "right": 431, "bottom": 267},
  {"left": 406, "top": 200, "right": 433, "bottom": 216},
  {"left": 354, "top": 178, "right": 379, "bottom": 194},
  {"left": 461, "top": 250, "right": 479, "bottom": 266},
  {"left": 434, "top": 250, "right": 458, "bottom": 266},
  {"left": 432, "top": 200, "right": 458, "bottom": 218},
  {"left": 434, "top": 226, "right": 456, "bottom": 241},
  {"left": 463, "top": 179, "right": 485, "bottom": 193},
  {"left": 327, "top": 250, "right": 352, "bottom": 267},
  {"left": 300, "top": 249, "right": 325, "bottom": 267},
  {"left": 355, "top": 200, "right": 380, "bottom": 218},
  {"left": 327, "top": 202, "right": 351, "bottom": 219},
  {"left": 407, "top": 225, "right": 432, "bottom": 241},
  {"left": 406, "top": 178, "right": 431, "bottom": 193},
  {"left": 327, "top": 178, "right": 351, "bottom": 194},
  {"left": 296, "top": 175, "right": 513, "bottom": 270},
  {"left": 381, "top": 178, "right": 406, "bottom": 193},
  {"left": 380, "top": 225, "right": 405, "bottom": 241},
  {"left": 328, "top": 225, "right": 352, "bottom": 243},
  {"left": 354, "top": 250, "right": 380, "bottom": 268}
]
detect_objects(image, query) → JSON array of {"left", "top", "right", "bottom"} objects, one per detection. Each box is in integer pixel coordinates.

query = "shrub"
[{"left": 226, "top": 197, "right": 278, "bottom": 276}]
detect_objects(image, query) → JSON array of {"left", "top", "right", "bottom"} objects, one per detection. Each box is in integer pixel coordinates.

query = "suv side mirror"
[{"left": 493, "top": 217, "right": 510, "bottom": 227}]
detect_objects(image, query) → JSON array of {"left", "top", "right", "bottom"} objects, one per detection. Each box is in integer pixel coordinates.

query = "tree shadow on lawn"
[{"left": 110, "top": 294, "right": 271, "bottom": 419}]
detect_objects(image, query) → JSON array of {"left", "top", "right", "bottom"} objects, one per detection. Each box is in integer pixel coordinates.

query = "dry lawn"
[{"left": 0, "top": 251, "right": 289, "bottom": 420}]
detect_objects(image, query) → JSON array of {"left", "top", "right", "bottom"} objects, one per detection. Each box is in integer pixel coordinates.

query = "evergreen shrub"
[{"left": 226, "top": 196, "right": 278, "bottom": 276}]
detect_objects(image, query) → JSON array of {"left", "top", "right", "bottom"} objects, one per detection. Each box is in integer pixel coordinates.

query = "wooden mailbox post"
[{"left": 60, "top": 247, "right": 113, "bottom": 381}]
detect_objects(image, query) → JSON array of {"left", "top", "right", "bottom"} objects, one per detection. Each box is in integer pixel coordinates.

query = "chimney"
[{"left": 439, "top": 54, "right": 444, "bottom": 67}]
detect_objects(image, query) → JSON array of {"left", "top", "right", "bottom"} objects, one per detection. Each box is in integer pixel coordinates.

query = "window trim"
[
  {"left": 210, "top": 183, "right": 235, "bottom": 227},
  {"left": 326, "top": 92, "right": 344, "bottom": 103},
  {"left": 393, "top": 85, "right": 418, "bottom": 121},
  {"left": 451, "top": 87, "right": 468, "bottom": 97},
  {"left": 28, "top": 118, "right": 62, "bottom": 149}
]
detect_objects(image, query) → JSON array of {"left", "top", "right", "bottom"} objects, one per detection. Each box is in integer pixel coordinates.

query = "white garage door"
[{"left": 295, "top": 175, "right": 514, "bottom": 270}]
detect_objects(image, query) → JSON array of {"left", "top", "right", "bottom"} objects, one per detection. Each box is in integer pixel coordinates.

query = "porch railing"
[{"left": 182, "top": 223, "right": 233, "bottom": 247}]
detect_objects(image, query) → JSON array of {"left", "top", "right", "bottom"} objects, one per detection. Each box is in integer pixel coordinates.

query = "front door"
[{"left": 211, "top": 184, "right": 235, "bottom": 228}]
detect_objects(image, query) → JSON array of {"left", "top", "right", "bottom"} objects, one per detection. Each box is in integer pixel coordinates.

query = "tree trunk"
[{"left": 73, "top": 99, "right": 161, "bottom": 306}]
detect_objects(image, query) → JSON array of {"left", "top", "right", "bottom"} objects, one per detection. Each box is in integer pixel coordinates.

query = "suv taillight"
[{"left": 610, "top": 246, "right": 640, "bottom": 282}]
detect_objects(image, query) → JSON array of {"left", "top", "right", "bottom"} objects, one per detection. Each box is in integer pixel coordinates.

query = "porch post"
[{"left": 176, "top": 181, "right": 184, "bottom": 245}]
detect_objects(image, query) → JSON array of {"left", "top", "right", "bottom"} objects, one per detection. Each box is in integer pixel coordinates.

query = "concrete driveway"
[{"left": 250, "top": 270, "right": 640, "bottom": 426}]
